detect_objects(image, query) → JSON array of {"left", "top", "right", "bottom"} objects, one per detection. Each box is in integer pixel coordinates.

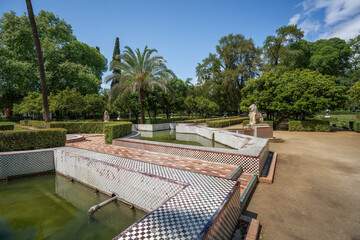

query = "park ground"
[{"left": 245, "top": 131, "right": 360, "bottom": 240}]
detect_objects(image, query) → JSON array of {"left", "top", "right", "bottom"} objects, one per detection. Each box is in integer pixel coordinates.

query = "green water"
[
  {"left": 0, "top": 174, "right": 147, "bottom": 240},
  {"left": 140, "top": 130, "right": 233, "bottom": 149}
]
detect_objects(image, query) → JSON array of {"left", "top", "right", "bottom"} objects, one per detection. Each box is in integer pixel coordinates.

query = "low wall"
[
  {"left": 201, "top": 183, "right": 242, "bottom": 239},
  {"left": 54, "top": 149, "right": 185, "bottom": 211},
  {"left": 0, "top": 149, "right": 54, "bottom": 179},
  {"left": 133, "top": 123, "right": 176, "bottom": 132}
]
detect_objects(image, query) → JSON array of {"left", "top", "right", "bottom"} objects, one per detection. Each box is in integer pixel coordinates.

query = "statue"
[
  {"left": 248, "top": 104, "right": 264, "bottom": 128},
  {"left": 103, "top": 111, "right": 110, "bottom": 122},
  {"left": 117, "top": 111, "right": 121, "bottom": 120}
]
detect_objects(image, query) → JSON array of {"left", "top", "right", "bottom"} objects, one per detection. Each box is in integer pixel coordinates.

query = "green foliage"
[
  {"left": 84, "top": 94, "right": 107, "bottom": 119},
  {"left": 243, "top": 120, "right": 274, "bottom": 127},
  {"left": 20, "top": 120, "right": 48, "bottom": 128},
  {"left": 105, "top": 46, "right": 175, "bottom": 124},
  {"left": 206, "top": 117, "right": 249, "bottom": 128},
  {"left": 309, "top": 38, "right": 352, "bottom": 76},
  {"left": 241, "top": 70, "right": 348, "bottom": 119},
  {"left": 13, "top": 92, "right": 43, "bottom": 115},
  {"left": 354, "top": 121, "right": 360, "bottom": 132},
  {"left": 0, "top": 10, "right": 107, "bottom": 109},
  {"left": 263, "top": 25, "right": 304, "bottom": 69},
  {"left": 288, "top": 120, "right": 330, "bottom": 132},
  {"left": 48, "top": 122, "right": 109, "bottom": 134},
  {"left": 103, "top": 122, "right": 132, "bottom": 144},
  {"left": 0, "top": 122, "right": 14, "bottom": 131},
  {"left": 49, "top": 88, "right": 85, "bottom": 118},
  {"left": 196, "top": 34, "right": 262, "bottom": 112},
  {"left": 0, "top": 129, "right": 66, "bottom": 152},
  {"left": 349, "top": 81, "right": 360, "bottom": 105}
]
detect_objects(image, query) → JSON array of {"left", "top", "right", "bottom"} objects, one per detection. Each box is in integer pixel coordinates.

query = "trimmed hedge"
[
  {"left": 48, "top": 122, "right": 108, "bottom": 133},
  {"left": 104, "top": 122, "right": 132, "bottom": 144},
  {"left": 289, "top": 120, "right": 330, "bottom": 132},
  {"left": 0, "top": 128, "right": 66, "bottom": 152},
  {"left": 20, "top": 120, "right": 48, "bottom": 128},
  {"left": 243, "top": 120, "right": 274, "bottom": 127},
  {"left": 354, "top": 121, "right": 360, "bottom": 132},
  {"left": 0, "top": 122, "right": 15, "bottom": 131},
  {"left": 206, "top": 117, "right": 249, "bottom": 128}
]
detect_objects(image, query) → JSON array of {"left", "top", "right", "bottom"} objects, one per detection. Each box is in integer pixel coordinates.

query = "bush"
[
  {"left": 19, "top": 120, "right": 48, "bottom": 128},
  {"left": 0, "top": 122, "right": 15, "bottom": 131},
  {"left": 48, "top": 122, "right": 109, "bottom": 133},
  {"left": 243, "top": 120, "right": 274, "bottom": 127},
  {"left": 354, "top": 121, "right": 360, "bottom": 132},
  {"left": 289, "top": 120, "right": 330, "bottom": 132},
  {"left": 103, "top": 122, "right": 132, "bottom": 144},
  {"left": 0, "top": 129, "right": 66, "bottom": 152},
  {"left": 206, "top": 117, "right": 249, "bottom": 128}
]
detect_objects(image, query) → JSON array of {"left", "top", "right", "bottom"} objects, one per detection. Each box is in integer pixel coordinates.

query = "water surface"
[
  {"left": 140, "top": 130, "right": 233, "bottom": 149},
  {"left": 0, "top": 174, "right": 146, "bottom": 240}
]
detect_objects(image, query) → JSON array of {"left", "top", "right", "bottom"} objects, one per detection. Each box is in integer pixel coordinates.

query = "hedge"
[
  {"left": 243, "top": 120, "right": 274, "bottom": 127},
  {"left": 0, "top": 128, "right": 66, "bottom": 152},
  {"left": 288, "top": 120, "right": 330, "bottom": 132},
  {"left": 0, "top": 122, "right": 15, "bottom": 131},
  {"left": 103, "top": 122, "right": 132, "bottom": 144},
  {"left": 20, "top": 120, "right": 48, "bottom": 128},
  {"left": 206, "top": 117, "right": 249, "bottom": 128},
  {"left": 48, "top": 122, "right": 108, "bottom": 133},
  {"left": 354, "top": 121, "right": 360, "bottom": 132}
]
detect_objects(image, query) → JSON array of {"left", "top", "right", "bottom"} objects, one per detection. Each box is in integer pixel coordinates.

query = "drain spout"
[{"left": 87, "top": 196, "right": 117, "bottom": 217}]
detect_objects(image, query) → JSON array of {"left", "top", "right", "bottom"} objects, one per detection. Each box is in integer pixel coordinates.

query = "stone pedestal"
[{"left": 244, "top": 124, "right": 273, "bottom": 139}]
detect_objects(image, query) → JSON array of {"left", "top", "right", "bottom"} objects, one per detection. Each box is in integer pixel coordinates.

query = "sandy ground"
[{"left": 245, "top": 131, "right": 360, "bottom": 240}]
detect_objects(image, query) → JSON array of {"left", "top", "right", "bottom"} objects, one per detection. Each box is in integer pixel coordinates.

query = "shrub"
[
  {"left": 19, "top": 120, "right": 48, "bottom": 128},
  {"left": 354, "top": 121, "right": 360, "bottom": 132},
  {"left": 206, "top": 117, "right": 249, "bottom": 128},
  {"left": 48, "top": 122, "right": 108, "bottom": 133},
  {"left": 0, "top": 128, "right": 66, "bottom": 152},
  {"left": 289, "top": 120, "right": 330, "bottom": 132},
  {"left": 103, "top": 122, "right": 132, "bottom": 144},
  {"left": 243, "top": 120, "right": 274, "bottom": 127},
  {"left": 0, "top": 122, "right": 15, "bottom": 131}
]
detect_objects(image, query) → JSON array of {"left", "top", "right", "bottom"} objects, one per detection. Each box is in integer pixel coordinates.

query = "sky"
[{"left": 1, "top": 0, "right": 360, "bottom": 89}]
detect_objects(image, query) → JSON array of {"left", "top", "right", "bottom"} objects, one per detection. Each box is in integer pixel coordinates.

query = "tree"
[
  {"left": 309, "top": 38, "right": 351, "bottom": 76},
  {"left": 196, "top": 34, "right": 261, "bottom": 113},
  {"left": 105, "top": 46, "right": 175, "bottom": 124},
  {"left": 84, "top": 94, "right": 107, "bottom": 119},
  {"left": 240, "top": 69, "right": 347, "bottom": 119},
  {"left": 184, "top": 96, "right": 197, "bottom": 117},
  {"left": 49, "top": 88, "right": 84, "bottom": 119},
  {"left": 108, "top": 37, "right": 121, "bottom": 87},
  {"left": 0, "top": 10, "right": 107, "bottom": 109},
  {"left": 263, "top": 25, "right": 304, "bottom": 69},
  {"left": 112, "top": 93, "right": 140, "bottom": 122},
  {"left": 25, "top": 0, "right": 50, "bottom": 122},
  {"left": 13, "top": 92, "right": 43, "bottom": 119},
  {"left": 349, "top": 81, "right": 360, "bottom": 106}
]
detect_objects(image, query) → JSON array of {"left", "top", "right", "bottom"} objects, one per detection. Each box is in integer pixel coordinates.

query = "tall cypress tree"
[{"left": 111, "top": 37, "right": 121, "bottom": 87}]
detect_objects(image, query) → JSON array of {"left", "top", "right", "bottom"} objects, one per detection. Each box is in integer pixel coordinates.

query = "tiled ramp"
[
  {"left": 57, "top": 147, "right": 241, "bottom": 240},
  {"left": 67, "top": 135, "right": 238, "bottom": 179}
]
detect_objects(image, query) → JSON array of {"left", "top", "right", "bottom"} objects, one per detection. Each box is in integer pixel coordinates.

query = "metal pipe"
[{"left": 87, "top": 196, "right": 117, "bottom": 217}]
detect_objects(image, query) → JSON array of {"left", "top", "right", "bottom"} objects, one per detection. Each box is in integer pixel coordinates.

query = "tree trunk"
[
  {"left": 139, "top": 88, "right": 146, "bottom": 124},
  {"left": 25, "top": 0, "right": 51, "bottom": 122}
]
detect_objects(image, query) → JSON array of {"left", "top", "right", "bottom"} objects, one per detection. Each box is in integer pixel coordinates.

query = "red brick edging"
[{"left": 259, "top": 152, "right": 278, "bottom": 184}]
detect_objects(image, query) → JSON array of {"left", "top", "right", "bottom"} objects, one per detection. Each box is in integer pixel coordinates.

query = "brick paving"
[{"left": 66, "top": 134, "right": 254, "bottom": 196}]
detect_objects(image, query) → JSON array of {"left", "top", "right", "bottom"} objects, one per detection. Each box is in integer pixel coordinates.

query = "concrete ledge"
[
  {"left": 259, "top": 152, "right": 278, "bottom": 184},
  {"left": 240, "top": 174, "right": 258, "bottom": 210}
]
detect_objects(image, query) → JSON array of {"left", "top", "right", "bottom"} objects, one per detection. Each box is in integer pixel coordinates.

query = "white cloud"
[
  {"left": 289, "top": 0, "right": 360, "bottom": 40},
  {"left": 288, "top": 14, "right": 301, "bottom": 25},
  {"left": 320, "top": 14, "right": 360, "bottom": 40}
]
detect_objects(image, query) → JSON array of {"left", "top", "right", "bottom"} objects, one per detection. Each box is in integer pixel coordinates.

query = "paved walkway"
[
  {"left": 246, "top": 131, "right": 360, "bottom": 240},
  {"left": 66, "top": 134, "right": 254, "bottom": 197}
]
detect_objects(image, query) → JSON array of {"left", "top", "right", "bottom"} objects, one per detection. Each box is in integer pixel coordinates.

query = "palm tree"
[
  {"left": 105, "top": 46, "right": 175, "bottom": 124},
  {"left": 25, "top": 0, "right": 50, "bottom": 122}
]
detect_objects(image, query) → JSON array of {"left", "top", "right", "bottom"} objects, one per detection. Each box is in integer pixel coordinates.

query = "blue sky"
[{"left": 1, "top": 0, "right": 360, "bottom": 89}]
